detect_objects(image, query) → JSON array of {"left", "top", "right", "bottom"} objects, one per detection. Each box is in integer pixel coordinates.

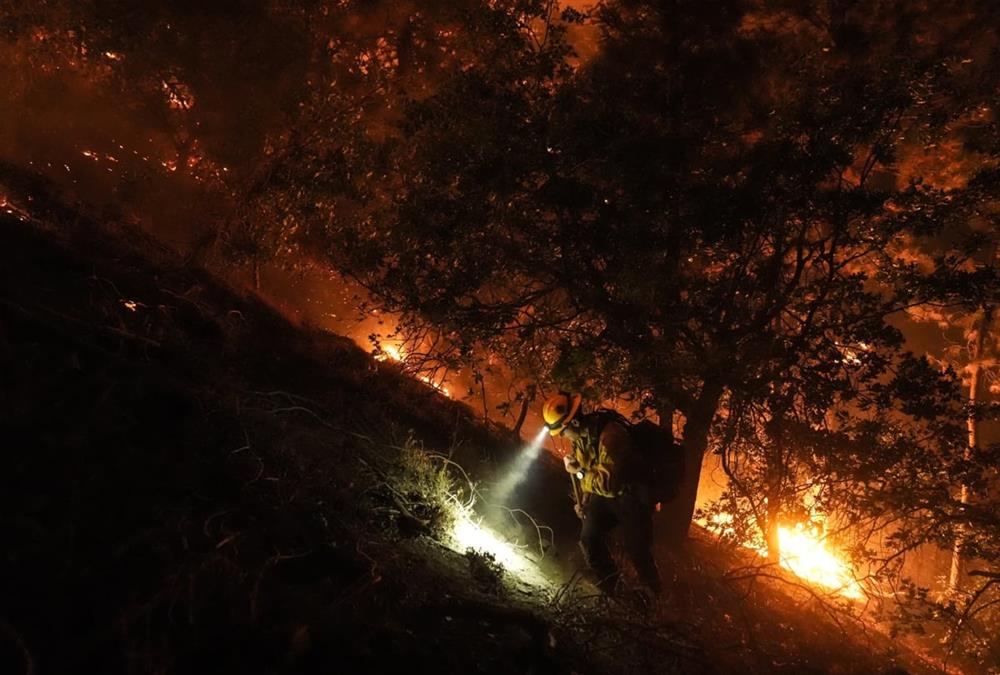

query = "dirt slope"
[{"left": 0, "top": 173, "right": 937, "bottom": 674}]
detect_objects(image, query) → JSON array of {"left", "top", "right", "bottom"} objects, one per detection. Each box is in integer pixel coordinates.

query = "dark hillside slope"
[
  {"left": 0, "top": 177, "right": 939, "bottom": 675},
  {"left": 0, "top": 198, "right": 578, "bottom": 674}
]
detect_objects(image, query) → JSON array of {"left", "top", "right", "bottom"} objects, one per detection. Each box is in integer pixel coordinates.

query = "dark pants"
[{"left": 580, "top": 492, "right": 660, "bottom": 594}]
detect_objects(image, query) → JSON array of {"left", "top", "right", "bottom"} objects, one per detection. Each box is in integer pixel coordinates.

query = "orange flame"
[
  {"left": 706, "top": 513, "right": 863, "bottom": 599},
  {"left": 375, "top": 344, "right": 451, "bottom": 397},
  {"left": 770, "top": 524, "right": 863, "bottom": 599}
]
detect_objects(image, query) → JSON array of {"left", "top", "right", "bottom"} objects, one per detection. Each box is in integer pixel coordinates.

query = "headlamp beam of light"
[
  {"left": 490, "top": 427, "right": 549, "bottom": 506},
  {"left": 448, "top": 506, "right": 553, "bottom": 590},
  {"left": 444, "top": 427, "right": 554, "bottom": 591}
]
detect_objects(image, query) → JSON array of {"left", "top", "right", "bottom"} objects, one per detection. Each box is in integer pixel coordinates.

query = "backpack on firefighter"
[{"left": 581, "top": 409, "right": 685, "bottom": 505}]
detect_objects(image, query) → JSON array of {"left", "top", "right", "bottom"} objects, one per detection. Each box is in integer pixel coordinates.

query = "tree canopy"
[{"left": 237, "top": 0, "right": 1000, "bottom": 553}]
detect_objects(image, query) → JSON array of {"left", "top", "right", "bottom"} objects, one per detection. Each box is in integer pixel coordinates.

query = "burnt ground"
[{"left": 0, "top": 174, "right": 946, "bottom": 674}]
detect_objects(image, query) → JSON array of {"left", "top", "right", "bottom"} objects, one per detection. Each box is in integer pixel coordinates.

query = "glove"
[{"left": 563, "top": 455, "right": 582, "bottom": 474}]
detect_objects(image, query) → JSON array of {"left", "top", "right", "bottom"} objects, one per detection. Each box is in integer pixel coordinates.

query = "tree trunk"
[
  {"left": 511, "top": 387, "right": 535, "bottom": 440},
  {"left": 949, "top": 306, "right": 991, "bottom": 592},
  {"left": 252, "top": 259, "right": 261, "bottom": 292},
  {"left": 659, "top": 382, "right": 723, "bottom": 548},
  {"left": 656, "top": 398, "right": 675, "bottom": 445}
]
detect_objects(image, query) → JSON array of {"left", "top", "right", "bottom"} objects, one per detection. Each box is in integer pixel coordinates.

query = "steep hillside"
[{"left": 0, "top": 175, "right": 939, "bottom": 674}]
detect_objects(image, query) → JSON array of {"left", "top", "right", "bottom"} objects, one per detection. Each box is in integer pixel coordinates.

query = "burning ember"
[
  {"left": 0, "top": 193, "right": 30, "bottom": 221},
  {"left": 161, "top": 79, "right": 195, "bottom": 110}
]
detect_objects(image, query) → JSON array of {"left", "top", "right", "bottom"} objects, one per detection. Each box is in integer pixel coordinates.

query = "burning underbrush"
[{"left": 700, "top": 509, "right": 866, "bottom": 601}]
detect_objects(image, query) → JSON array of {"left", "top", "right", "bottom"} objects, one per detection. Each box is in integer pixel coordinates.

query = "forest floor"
[{"left": 0, "top": 170, "right": 952, "bottom": 674}]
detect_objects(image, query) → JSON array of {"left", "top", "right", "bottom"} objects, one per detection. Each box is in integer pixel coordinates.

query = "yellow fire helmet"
[{"left": 542, "top": 391, "right": 582, "bottom": 436}]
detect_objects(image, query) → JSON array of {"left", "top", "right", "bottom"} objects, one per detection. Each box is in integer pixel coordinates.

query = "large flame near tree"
[
  {"left": 707, "top": 513, "right": 864, "bottom": 599},
  {"left": 769, "top": 523, "right": 863, "bottom": 599}
]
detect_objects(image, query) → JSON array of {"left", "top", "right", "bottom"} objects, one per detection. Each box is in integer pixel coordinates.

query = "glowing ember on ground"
[
  {"left": 418, "top": 373, "right": 451, "bottom": 398},
  {"left": 161, "top": 80, "right": 195, "bottom": 110},
  {"left": 0, "top": 194, "right": 29, "bottom": 221}
]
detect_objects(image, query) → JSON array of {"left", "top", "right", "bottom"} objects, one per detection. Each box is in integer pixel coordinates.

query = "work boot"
[
  {"left": 579, "top": 538, "right": 619, "bottom": 595},
  {"left": 634, "top": 559, "right": 661, "bottom": 597},
  {"left": 640, "top": 572, "right": 661, "bottom": 597},
  {"left": 620, "top": 586, "right": 656, "bottom": 616}
]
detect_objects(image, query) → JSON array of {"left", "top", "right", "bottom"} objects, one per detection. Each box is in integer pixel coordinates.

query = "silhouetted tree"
[{"left": 261, "top": 0, "right": 1000, "bottom": 549}]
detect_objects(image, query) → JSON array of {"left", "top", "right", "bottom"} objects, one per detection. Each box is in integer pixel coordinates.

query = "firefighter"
[{"left": 542, "top": 391, "right": 661, "bottom": 595}]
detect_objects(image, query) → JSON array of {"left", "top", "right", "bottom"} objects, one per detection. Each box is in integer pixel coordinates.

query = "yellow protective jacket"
[{"left": 572, "top": 418, "right": 638, "bottom": 498}]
